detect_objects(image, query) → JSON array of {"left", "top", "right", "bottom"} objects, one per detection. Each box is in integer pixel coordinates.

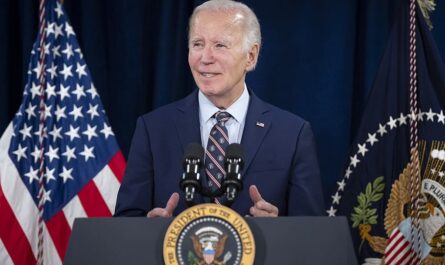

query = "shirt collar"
[{"left": 198, "top": 84, "right": 250, "bottom": 124}]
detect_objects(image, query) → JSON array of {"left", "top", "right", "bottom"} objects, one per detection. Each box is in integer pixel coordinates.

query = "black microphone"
[
  {"left": 222, "top": 143, "right": 244, "bottom": 203},
  {"left": 179, "top": 143, "right": 204, "bottom": 203}
]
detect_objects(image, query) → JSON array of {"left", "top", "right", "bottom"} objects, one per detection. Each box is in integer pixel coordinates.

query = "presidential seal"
[{"left": 163, "top": 203, "right": 255, "bottom": 265}]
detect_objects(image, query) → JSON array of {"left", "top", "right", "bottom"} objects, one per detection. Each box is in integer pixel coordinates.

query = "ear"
[{"left": 245, "top": 43, "right": 260, "bottom": 72}]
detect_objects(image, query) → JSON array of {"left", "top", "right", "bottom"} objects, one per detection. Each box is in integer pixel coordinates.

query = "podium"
[{"left": 64, "top": 216, "right": 357, "bottom": 265}]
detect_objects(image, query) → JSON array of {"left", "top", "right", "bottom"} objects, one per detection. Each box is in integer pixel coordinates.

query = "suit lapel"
[
  {"left": 173, "top": 90, "right": 209, "bottom": 203},
  {"left": 241, "top": 92, "right": 271, "bottom": 174},
  {"left": 174, "top": 90, "right": 201, "bottom": 149}
]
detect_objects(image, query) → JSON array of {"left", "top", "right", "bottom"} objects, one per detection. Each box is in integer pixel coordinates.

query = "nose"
[{"left": 201, "top": 46, "right": 214, "bottom": 64}]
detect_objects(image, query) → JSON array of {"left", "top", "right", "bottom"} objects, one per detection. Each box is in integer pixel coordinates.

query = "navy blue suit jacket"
[{"left": 115, "top": 90, "right": 325, "bottom": 216}]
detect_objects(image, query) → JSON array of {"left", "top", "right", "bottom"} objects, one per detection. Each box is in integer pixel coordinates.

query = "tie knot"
[{"left": 214, "top": 111, "right": 231, "bottom": 125}]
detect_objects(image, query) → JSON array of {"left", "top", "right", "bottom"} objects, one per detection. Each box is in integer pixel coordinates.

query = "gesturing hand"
[
  {"left": 146, "top": 192, "right": 179, "bottom": 218},
  {"left": 249, "top": 185, "right": 279, "bottom": 217}
]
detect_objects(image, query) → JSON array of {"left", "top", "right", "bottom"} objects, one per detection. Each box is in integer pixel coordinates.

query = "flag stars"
[
  {"left": 58, "top": 84, "right": 70, "bottom": 100},
  {"left": 54, "top": 105, "right": 67, "bottom": 121},
  {"left": 40, "top": 189, "right": 52, "bottom": 204},
  {"left": 62, "top": 44, "right": 74, "bottom": 60},
  {"left": 45, "top": 146, "right": 59, "bottom": 162},
  {"left": 54, "top": 23, "right": 64, "bottom": 39},
  {"left": 75, "top": 62, "right": 87, "bottom": 79},
  {"left": 377, "top": 123, "right": 387, "bottom": 136},
  {"left": 54, "top": 2, "right": 64, "bottom": 18},
  {"left": 357, "top": 143, "right": 368, "bottom": 157},
  {"left": 69, "top": 105, "right": 84, "bottom": 121},
  {"left": 59, "top": 63, "right": 73, "bottom": 80},
  {"left": 337, "top": 179, "right": 346, "bottom": 191},
  {"left": 350, "top": 155, "right": 360, "bottom": 168},
  {"left": 46, "top": 84, "right": 57, "bottom": 99},
  {"left": 52, "top": 44, "right": 61, "bottom": 58},
  {"left": 83, "top": 124, "right": 98, "bottom": 141},
  {"left": 30, "top": 147, "right": 41, "bottom": 163},
  {"left": 49, "top": 125, "right": 63, "bottom": 141},
  {"left": 439, "top": 172, "right": 445, "bottom": 178},
  {"left": 59, "top": 166, "right": 74, "bottom": 183},
  {"left": 398, "top": 113, "right": 407, "bottom": 125},
  {"left": 72, "top": 84, "right": 86, "bottom": 100},
  {"left": 344, "top": 168, "right": 352, "bottom": 179},
  {"left": 34, "top": 124, "right": 48, "bottom": 138},
  {"left": 65, "top": 22, "right": 75, "bottom": 37},
  {"left": 62, "top": 146, "right": 77, "bottom": 162},
  {"left": 327, "top": 206, "right": 337, "bottom": 217},
  {"left": 44, "top": 167, "right": 56, "bottom": 183},
  {"left": 87, "top": 84, "right": 99, "bottom": 99},
  {"left": 80, "top": 145, "right": 95, "bottom": 161},
  {"left": 19, "top": 123, "right": 33, "bottom": 140},
  {"left": 46, "top": 62, "right": 58, "bottom": 79},
  {"left": 33, "top": 124, "right": 48, "bottom": 139},
  {"left": 87, "top": 104, "right": 99, "bottom": 120},
  {"left": 46, "top": 22, "right": 55, "bottom": 36},
  {"left": 437, "top": 111, "right": 445, "bottom": 124},
  {"left": 366, "top": 133, "right": 378, "bottom": 146},
  {"left": 101, "top": 123, "right": 114, "bottom": 139},
  {"left": 44, "top": 104, "right": 52, "bottom": 119},
  {"left": 408, "top": 111, "right": 417, "bottom": 121},
  {"left": 25, "top": 166, "right": 39, "bottom": 184},
  {"left": 32, "top": 61, "right": 43, "bottom": 77},
  {"left": 25, "top": 103, "right": 37, "bottom": 119},
  {"left": 75, "top": 48, "right": 83, "bottom": 59},
  {"left": 331, "top": 192, "right": 341, "bottom": 204},
  {"left": 431, "top": 168, "right": 436, "bottom": 174},
  {"left": 65, "top": 125, "right": 80, "bottom": 141},
  {"left": 30, "top": 82, "right": 41, "bottom": 99},
  {"left": 425, "top": 108, "right": 435, "bottom": 121},
  {"left": 417, "top": 111, "right": 425, "bottom": 121},
  {"left": 387, "top": 116, "right": 398, "bottom": 129},
  {"left": 43, "top": 43, "right": 51, "bottom": 55},
  {"left": 13, "top": 144, "right": 28, "bottom": 162}
]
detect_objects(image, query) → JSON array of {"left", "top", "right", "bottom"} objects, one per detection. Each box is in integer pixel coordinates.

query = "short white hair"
[{"left": 189, "top": 0, "right": 262, "bottom": 52}]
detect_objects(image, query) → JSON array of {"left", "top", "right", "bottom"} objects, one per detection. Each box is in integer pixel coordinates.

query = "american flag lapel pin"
[{"left": 256, "top": 122, "right": 265, "bottom": 128}]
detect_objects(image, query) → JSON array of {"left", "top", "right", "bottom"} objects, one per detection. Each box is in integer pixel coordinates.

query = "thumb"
[
  {"left": 165, "top": 192, "right": 180, "bottom": 215},
  {"left": 249, "top": 185, "right": 263, "bottom": 204}
]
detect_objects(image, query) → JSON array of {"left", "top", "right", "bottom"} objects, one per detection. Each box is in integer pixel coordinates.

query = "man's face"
[{"left": 188, "top": 10, "right": 258, "bottom": 108}]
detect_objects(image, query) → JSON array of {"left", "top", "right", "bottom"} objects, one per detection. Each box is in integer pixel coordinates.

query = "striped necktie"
[{"left": 205, "top": 111, "right": 231, "bottom": 204}]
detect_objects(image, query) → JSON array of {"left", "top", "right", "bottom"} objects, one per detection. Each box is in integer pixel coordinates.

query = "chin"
[{"left": 198, "top": 84, "right": 222, "bottom": 97}]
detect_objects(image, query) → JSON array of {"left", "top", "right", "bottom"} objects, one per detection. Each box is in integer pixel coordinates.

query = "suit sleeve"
[
  {"left": 287, "top": 122, "right": 325, "bottom": 215},
  {"left": 114, "top": 117, "right": 153, "bottom": 216}
]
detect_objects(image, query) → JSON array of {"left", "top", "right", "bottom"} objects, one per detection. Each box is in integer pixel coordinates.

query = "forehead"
[{"left": 190, "top": 10, "right": 245, "bottom": 40}]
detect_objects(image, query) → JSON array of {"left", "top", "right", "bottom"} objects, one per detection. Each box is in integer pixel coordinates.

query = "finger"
[
  {"left": 249, "top": 185, "right": 263, "bottom": 204},
  {"left": 250, "top": 206, "right": 277, "bottom": 217},
  {"left": 164, "top": 192, "right": 180, "bottom": 215},
  {"left": 255, "top": 200, "right": 277, "bottom": 212},
  {"left": 147, "top": 208, "right": 170, "bottom": 218}
]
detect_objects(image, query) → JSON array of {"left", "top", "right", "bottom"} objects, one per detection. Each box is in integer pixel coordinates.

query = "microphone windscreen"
[
  {"left": 225, "top": 143, "right": 244, "bottom": 160},
  {"left": 184, "top": 143, "right": 204, "bottom": 160}
]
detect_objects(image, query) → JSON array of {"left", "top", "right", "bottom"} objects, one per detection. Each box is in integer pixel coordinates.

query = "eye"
[
  {"left": 191, "top": 42, "right": 203, "bottom": 48},
  {"left": 215, "top": 43, "right": 227, "bottom": 49}
]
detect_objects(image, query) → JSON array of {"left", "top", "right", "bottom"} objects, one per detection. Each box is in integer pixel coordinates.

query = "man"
[{"left": 115, "top": 0, "right": 324, "bottom": 218}]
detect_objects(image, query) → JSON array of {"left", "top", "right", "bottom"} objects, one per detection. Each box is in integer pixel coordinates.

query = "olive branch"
[{"left": 350, "top": 176, "right": 385, "bottom": 251}]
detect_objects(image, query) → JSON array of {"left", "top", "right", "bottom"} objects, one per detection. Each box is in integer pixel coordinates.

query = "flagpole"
[
  {"left": 36, "top": 0, "right": 48, "bottom": 264},
  {"left": 408, "top": 0, "right": 422, "bottom": 263}
]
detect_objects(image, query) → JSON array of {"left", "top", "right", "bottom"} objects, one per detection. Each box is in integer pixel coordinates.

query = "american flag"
[
  {"left": 384, "top": 218, "right": 430, "bottom": 265},
  {"left": 0, "top": 1, "right": 125, "bottom": 264}
]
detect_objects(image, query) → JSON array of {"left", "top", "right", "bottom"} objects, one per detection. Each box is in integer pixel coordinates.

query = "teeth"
[{"left": 201, "top": 73, "right": 216, "bottom": 77}]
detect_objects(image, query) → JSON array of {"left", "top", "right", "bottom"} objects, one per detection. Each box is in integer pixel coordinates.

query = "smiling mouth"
[{"left": 200, "top": 72, "right": 220, "bottom": 78}]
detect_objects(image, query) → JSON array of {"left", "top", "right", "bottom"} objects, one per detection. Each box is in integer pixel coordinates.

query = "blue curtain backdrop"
[{"left": 1, "top": 0, "right": 444, "bottom": 206}]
